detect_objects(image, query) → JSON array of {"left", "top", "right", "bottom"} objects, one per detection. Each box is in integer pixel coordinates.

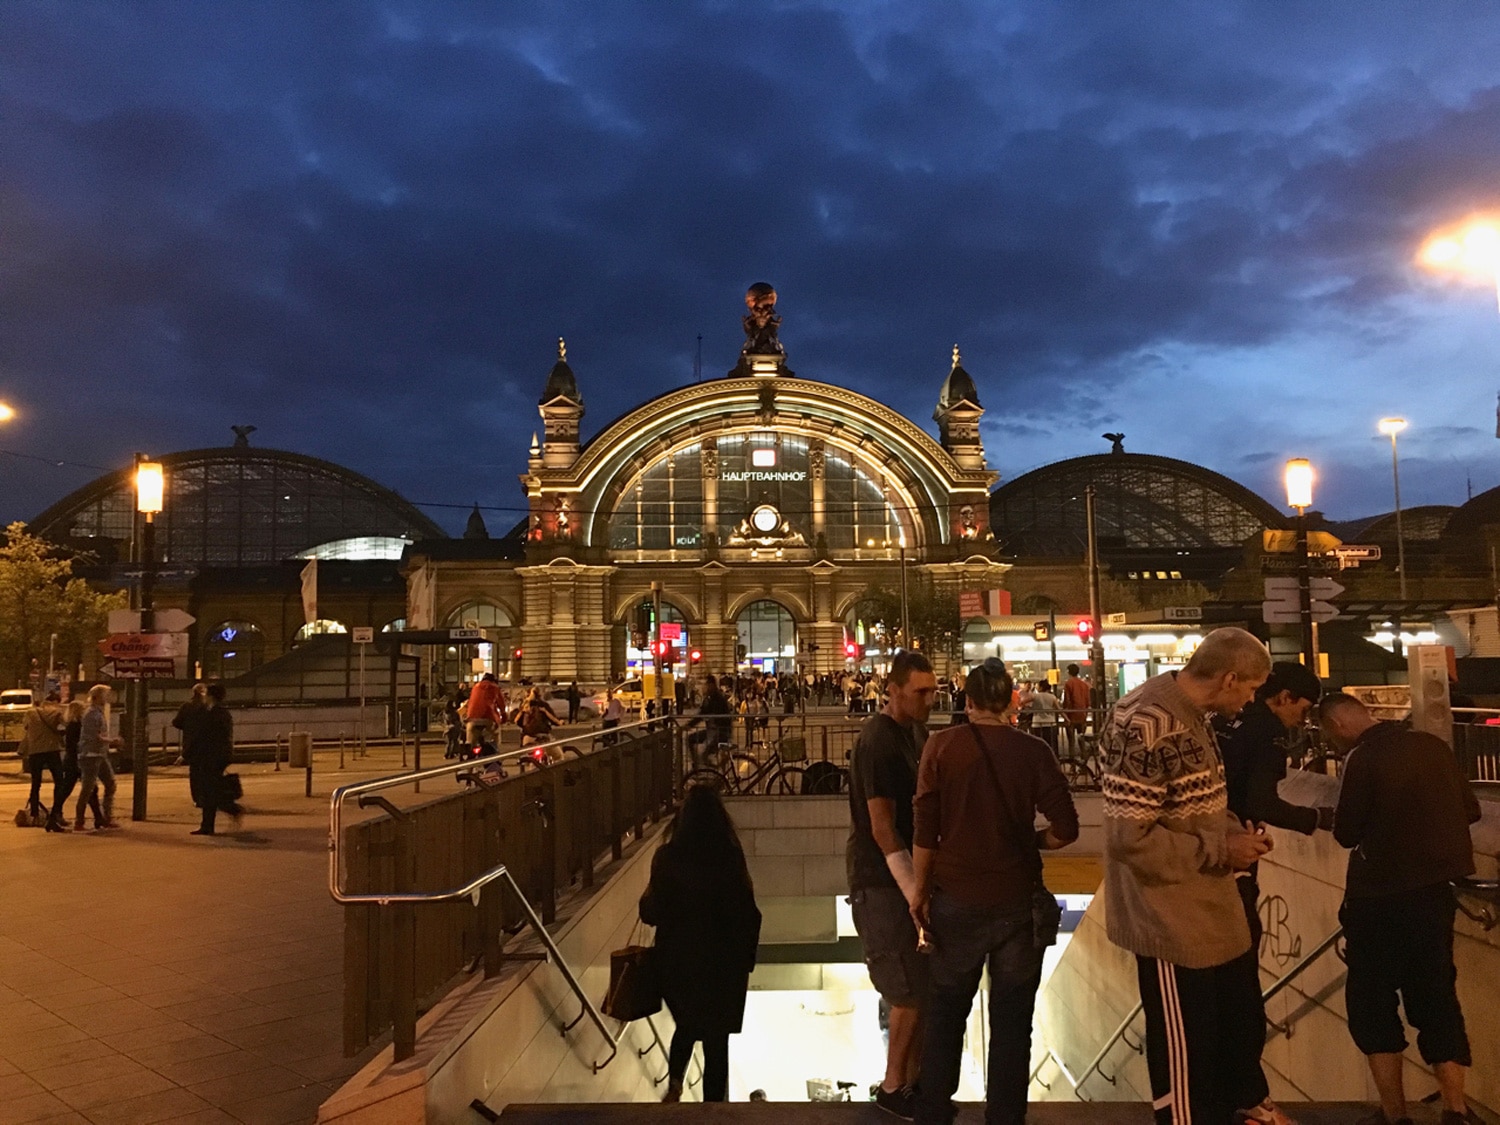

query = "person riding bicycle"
[
  {"left": 464, "top": 673, "right": 504, "bottom": 752},
  {"left": 687, "top": 676, "right": 735, "bottom": 768}
]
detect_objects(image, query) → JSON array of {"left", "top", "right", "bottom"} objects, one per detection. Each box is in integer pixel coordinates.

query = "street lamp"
[
  {"left": 1377, "top": 418, "right": 1408, "bottom": 603},
  {"left": 131, "top": 456, "right": 165, "bottom": 820},
  {"left": 0, "top": 402, "right": 15, "bottom": 423},
  {"left": 1284, "top": 458, "right": 1317, "bottom": 669},
  {"left": 1420, "top": 218, "right": 1500, "bottom": 313},
  {"left": 898, "top": 534, "right": 910, "bottom": 651}
]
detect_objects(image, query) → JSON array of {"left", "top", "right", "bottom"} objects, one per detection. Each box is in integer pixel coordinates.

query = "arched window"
[
  {"left": 439, "top": 601, "right": 514, "bottom": 685},
  {"left": 294, "top": 619, "right": 347, "bottom": 643},
  {"left": 381, "top": 617, "right": 406, "bottom": 633},
  {"left": 202, "top": 620, "right": 265, "bottom": 679},
  {"left": 737, "top": 600, "right": 797, "bottom": 673}
]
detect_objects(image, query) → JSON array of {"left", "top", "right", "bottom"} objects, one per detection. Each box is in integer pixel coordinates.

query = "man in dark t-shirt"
[{"left": 847, "top": 651, "right": 938, "bottom": 1117}]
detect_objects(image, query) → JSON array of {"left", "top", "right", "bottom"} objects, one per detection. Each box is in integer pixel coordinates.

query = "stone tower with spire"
[
  {"left": 538, "top": 338, "right": 584, "bottom": 470},
  {"left": 933, "top": 344, "right": 986, "bottom": 471}
]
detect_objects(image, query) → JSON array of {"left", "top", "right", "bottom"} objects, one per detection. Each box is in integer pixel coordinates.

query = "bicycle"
[{"left": 685, "top": 735, "right": 809, "bottom": 795}]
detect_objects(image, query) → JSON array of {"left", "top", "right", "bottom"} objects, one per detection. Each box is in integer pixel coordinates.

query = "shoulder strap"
[{"left": 968, "top": 723, "right": 1037, "bottom": 853}]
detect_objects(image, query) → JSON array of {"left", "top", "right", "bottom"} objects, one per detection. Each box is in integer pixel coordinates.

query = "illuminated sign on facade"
[{"left": 720, "top": 470, "right": 807, "bottom": 482}]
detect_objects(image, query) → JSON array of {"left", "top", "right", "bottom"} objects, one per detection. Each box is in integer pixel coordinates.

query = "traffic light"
[
  {"left": 1075, "top": 619, "right": 1094, "bottom": 644},
  {"left": 1032, "top": 621, "right": 1051, "bottom": 642},
  {"left": 512, "top": 646, "right": 524, "bottom": 660},
  {"left": 689, "top": 648, "right": 703, "bottom": 664},
  {"left": 843, "top": 640, "right": 864, "bottom": 660},
  {"left": 663, "top": 643, "right": 678, "bottom": 667}
]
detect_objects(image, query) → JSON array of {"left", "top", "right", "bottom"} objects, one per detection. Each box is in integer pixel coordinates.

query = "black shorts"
[
  {"left": 1340, "top": 883, "right": 1470, "bottom": 1066},
  {"left": 850, "top": 885, "right": 928, "bottom": 1008}
]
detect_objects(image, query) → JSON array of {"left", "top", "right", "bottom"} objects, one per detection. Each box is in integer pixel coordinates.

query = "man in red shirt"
[
  {"left": 464, "top": 673, "right": 504, "bottom": 747},
  {"left": 1061, "top": 664, "right": 1091, "bottom": 751}
]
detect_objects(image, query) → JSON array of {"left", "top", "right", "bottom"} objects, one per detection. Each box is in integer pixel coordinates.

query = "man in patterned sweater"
[{"left": 1100, "top": 627, "right": 1277, "bottom": 1125}]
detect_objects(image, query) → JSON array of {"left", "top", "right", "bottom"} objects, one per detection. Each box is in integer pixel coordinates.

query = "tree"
[
  {"left": 851, "top": 573, "right": 963, "bottom": 661},
  {"left": 0, "top": 522, "right": 126, "bottom": 687}
]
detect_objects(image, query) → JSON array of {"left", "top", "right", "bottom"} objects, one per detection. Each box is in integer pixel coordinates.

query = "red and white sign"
[
  {"left": 99, "top": 633, "right": 190, "bottom": 659},
  {"left": 658, "top": 622, "right": 682, "bottom": 642},
  {"left": 100, "top": 657, "right": 178, "bottom": 680}
]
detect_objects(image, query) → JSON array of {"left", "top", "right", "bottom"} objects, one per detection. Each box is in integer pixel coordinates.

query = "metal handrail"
[
  {"left": 1032, "top": 924, "right": 1347, "bottom": 1098},
  {"left": 639, "top": 1014, "right": 703, "bottom": 1089},
  {"left": 329, "top": 718, "right": 673, "bottom": 1071}
]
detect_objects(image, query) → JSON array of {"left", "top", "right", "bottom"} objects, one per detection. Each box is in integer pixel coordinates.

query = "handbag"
[
  {"left": 222, "top": 773, "right": 244, "bottom": 802},
  {"left": 969, "top": 725, "right": 1062, "bottom": 950},
  {"left": 601, "top": 919, "right": 660, "bottom": 1022}
]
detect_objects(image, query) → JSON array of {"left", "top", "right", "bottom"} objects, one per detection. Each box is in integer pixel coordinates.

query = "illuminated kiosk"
[{"left": 403, "top": 292, "right": 1005, "bottom": 684}]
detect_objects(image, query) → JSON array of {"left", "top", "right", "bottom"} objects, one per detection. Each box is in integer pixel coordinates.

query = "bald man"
[{"left": 1100, "top": 627, "right": 1277, "bottom": 1125}]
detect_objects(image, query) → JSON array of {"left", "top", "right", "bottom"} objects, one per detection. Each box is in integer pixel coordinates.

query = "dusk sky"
[{"left": 4, "top": 1, "right": 1500, "bottom": 536}]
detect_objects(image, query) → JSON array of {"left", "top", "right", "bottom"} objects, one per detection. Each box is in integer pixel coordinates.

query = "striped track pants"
[{"left": 1135, "top": 951, "right": 1268, "bottom": 1125}]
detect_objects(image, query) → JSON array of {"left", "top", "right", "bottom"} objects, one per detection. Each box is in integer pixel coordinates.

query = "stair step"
[{"left": 495, "top": 1101, "right": 1382, "bottom": 1124}]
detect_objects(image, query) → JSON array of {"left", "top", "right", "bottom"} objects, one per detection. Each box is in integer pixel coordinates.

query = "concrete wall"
[
  {"left": 1031, "top": 772, "right": 1500, "bottom": 1114},
  {"left": 319, "top": 824, "right": 689, "bottom": 1125}
]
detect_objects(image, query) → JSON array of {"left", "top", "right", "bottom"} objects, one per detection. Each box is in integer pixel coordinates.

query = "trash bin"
[{"left": 289, "top": 731, "right": 312, "bottom": 769}]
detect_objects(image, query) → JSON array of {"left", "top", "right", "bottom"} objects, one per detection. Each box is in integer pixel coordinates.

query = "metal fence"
[{"left": 332, "top": 721, "right": 675, "bottom": 1058}]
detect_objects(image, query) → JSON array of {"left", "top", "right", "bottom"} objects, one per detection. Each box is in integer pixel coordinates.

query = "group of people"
[
  {"left": 442, "top": 673, "right": 564, "bottom": 757},
  {"left": 1098, "top": 627, "right": 1478, "bottom": 1125},
  {"left": 750, "top": 627, "right": 1478, "bottom": 1125},
  {"left": 1012, "top": 665, "right": 1093, "bottom": 753},
  {"left": 16, "top": 684, "right": 120, "bottom": 832}
]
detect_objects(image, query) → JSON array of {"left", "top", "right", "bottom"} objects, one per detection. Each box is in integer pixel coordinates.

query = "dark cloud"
[{"left": 3, "top": 0, "right": 1500, "bottom": 530}]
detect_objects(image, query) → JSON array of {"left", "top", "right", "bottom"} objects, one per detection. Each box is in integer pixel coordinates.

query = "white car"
[
  {"left": 540, "top": 688, "right": 597, "bottom": 723},
  {"left": 0, "top": 689, "right": 34, "bottom": 711}
]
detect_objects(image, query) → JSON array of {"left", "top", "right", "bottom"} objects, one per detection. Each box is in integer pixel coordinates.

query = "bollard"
[
  {"left": 339, "top": 734, "right": 346, "bottom": 770},
  {"left": 401, "top": 734, "right": 408, "bottom": 769},
  {"left": 413, "top": 733, "right": 421, "bottom": 794},
  {"left": 274, "top": 732, "right": 282, "bottom": 772},
  {"left": 305, "top": 750, "right": 313, "bottom": 798}
]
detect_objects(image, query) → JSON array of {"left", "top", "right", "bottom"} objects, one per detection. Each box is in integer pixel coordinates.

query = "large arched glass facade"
[
  {"left": 608, "top": 434, "right": 899, "bottom": 551},
  {"left": 737, "top": 600, "right": 797, "bottom": 673}
]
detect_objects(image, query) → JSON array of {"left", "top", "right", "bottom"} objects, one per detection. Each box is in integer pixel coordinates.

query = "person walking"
[
  {"left": 910, "top": 658, "right": 1079, "bottom": 1125},
  {"left": 75, "top": 684, "right": 121, "bottom": 831},
  {"left": 601, "top": 687, "right": 624, "bottom": 744},
  {"left": 847, "top": 650, "right": 938, "bottom": 1119},
  {"left": 1214, "top": 661, "right": 1333, "bottom": 1125},
  {"left": 1319, "top": 692, "right": 1481, "bottom": 1125},
  {"left": 52, "top": 697, "right": 103, "bottom": 830},
  {"left": 566, "top": 680, "right": 582, "bottom": 724},
  {"left": 1027, "top": 682, "right": 1063, "bottom": 755},
  {"left": 173, "top": 680, "right": 208, "bottom": 767},
  {"left": 19, "top": 693, "right": 65, "bottom": 827},
  {"left": 188, "top": 683, "right": 239, "bottom": 835},
  {"left": 639, "top": 785, "right": 761, "bottom": 1103},
  {"left": 1099, "top": 627, "right": 1275, "bottom": 1125}
]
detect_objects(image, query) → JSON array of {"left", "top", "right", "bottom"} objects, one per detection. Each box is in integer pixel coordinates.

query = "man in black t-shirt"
[{"left": 847, "top": 651, "right": 938, "bottom": 1118}]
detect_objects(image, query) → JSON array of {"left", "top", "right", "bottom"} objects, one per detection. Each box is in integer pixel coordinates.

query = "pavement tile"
[
  {"left": 217, "top": 1084, "right": 332, "bottom": 1125},
  {"left": 0, "top": 1024, "right": 91, "bottom": 1054},
  {"left": 181, "top": 1009, "right": 282, "bottom": 1039},
  {"left": 152, "top": 999, "right": 259, "bottom": 1024},
  {"left": 213, "top": 1017, "right": 338, "bottom": 1053},
  {"left": 154, "top": 1110, "right": 241, "bottom": 1125},
  {"left": 13, "top": 979, "right": 128, "bottom": 1007},
  {"left": 0, "top": 1074, "right": 47, "bottom": 1101},
  {"left": 53, "top": 1068, "right": 175, "bottom": 1111},
  {"left": 19, "top": 1114, "right": 93, "bottom": 1125},
  {"left": 271, "top": 1052, "right": 357, "bottom": 1086},
  {"left": 0, "top": 1092, "right": 74, "bottom": 1125},
  {"left": 0, "top": 1058, "right": 16, "bottom": 1078},
  {"left": 182, "top": 1066, "right": 307, "bottom": 1107},
  {"left": 20, "top": 1053, "right": 148, "bottom": 1094},
  {"left": 4, "top": 1038, "right": 121, "bottom": 1075},
  {"left": 56, "top": 1000, "right": 175, "bottom": 1037},
  {"left": 98, "top": 1022, "right": 207, "bottom": 1053},
  {"left": 0, "top": 1000, "right": 68, "bottom": 1034},
  {"left": 82, "top": 1088, "right": 212, "bottom": 1125},
  {"left": 151, "top": 1052, "right": 272, "bottom": 1089},
  {"left": 122, "top": 1036, "right": 238, "bottom": 1070}
]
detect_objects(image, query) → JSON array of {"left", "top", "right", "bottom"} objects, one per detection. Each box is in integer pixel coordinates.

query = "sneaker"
[
  {"left": 873, "top": 1084, "right": 916, "bottom": 1119},
  {"left": 96, "top": 820, "right": 122, "bottom": 831},
  {"left": 1240, "top": 1099, "right": 1298, "bottom": 1125}
]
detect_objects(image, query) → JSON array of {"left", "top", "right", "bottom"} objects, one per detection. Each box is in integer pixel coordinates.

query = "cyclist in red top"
[{"left": 464, "top": 674, "right": 504, "bottom": 746}]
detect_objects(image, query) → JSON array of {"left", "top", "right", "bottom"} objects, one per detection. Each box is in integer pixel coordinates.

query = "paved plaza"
[{"left": 0, "top": 748, "right": 415, "bottom": 1125}]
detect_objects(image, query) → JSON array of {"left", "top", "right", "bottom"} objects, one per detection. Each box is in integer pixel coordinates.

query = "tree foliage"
[
  {"left": 851, "top": 573, "right": 964, "bottom": 660},
  {"left": 0, "top": 522, "right": 126, "bottom": 687}
]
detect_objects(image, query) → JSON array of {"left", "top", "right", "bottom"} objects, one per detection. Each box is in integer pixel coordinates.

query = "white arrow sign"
[
  {"left": 1262, "top": 577, "right": 1341, "bottom": 624},
  {"left": 151, "top": 608, "right": 196, "bottom": 633}
]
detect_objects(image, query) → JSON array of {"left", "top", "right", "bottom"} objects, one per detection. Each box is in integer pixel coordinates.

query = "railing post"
[
  {"left": 392, "top": 819, "right": 416, "bottom": 1062},
  {"left": 820, "top": 725, "right": 829, "bottom": 762},
  {"left": 609, "top": 743, "right": 624, "bottom": 862},
  {"left": 479, "top": 798, "right": 503, "bottom": 979}
]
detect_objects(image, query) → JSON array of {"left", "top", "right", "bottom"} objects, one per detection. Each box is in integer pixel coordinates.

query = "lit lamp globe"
[
  {"left": 1284, "top": 458, "right": 1313, "bottom": 512},
  {"left": 1378, "top": 417, "right": 1407, "bottom": 438},
  {"left": 0, "top": 402, "right": 15, "bottom": 423},
  {"left": 135, "top": 461, "right": 165, "bottom": 515}
]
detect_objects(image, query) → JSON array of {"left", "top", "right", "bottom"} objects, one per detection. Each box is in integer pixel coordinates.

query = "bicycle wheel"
[
  {"left": 1056, "top": 756, "right": 1096, "bottom": 789},
  {"left": 769, "top": 766, "right": 804, "bottom": 795},
  {"left": 729, "top": 753, "right": 761, "bottom": 785}
]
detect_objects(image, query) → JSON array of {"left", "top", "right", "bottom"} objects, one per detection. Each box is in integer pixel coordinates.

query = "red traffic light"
[
  {"left": 689, "top": 648, "right": 703, "bottom": 663},
  {"left": 1075, "top": 619, "right": 1094, "bottom": 642},
  {"left": 844, "top": 641, "right": 857, "bottom": 658},
  {"left": 512, "top": 647, "right": 523, "bottom": 659}
]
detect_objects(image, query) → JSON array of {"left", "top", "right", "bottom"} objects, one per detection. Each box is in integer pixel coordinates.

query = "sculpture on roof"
[{"left": 731, "top": 282, "right": 792, "bottom": 375}]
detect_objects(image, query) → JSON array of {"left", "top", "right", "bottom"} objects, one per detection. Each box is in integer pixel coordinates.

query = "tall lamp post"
[
  {"left": 1284, "top": 458, "right": 1317, "bottom": 670},
  {"left": 1084, "top": 485, "right": 1106, "bottom": 709},
  {"left": 898, "top": 534, "right": 910, "bottom": 652},
  {"left": 132, "top": 457, "right": 164, "bottom": 820},
  {"left": 1377, "top": 417, "right": 1408, "bottom": 603}
]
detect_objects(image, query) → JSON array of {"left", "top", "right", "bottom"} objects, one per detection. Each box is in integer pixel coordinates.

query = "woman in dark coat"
[
  {"left": 638, "top": 785, "right": 761, "bottom": 1103},
  {"left": 188, "top": 683, "right": 239, "bottom": 835}
]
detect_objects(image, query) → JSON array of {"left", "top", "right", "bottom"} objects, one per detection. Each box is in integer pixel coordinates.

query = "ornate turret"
[
  {"left": 934, "top": 345, "right": 986, "bottom": 470},
  {"left": 539, "top": 338, "right": 585, "bottom": 470}
]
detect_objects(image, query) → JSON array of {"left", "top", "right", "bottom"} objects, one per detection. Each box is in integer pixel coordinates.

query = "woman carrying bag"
[{"left": 638, "top": 785, "right": 761, "bottom": 1103}]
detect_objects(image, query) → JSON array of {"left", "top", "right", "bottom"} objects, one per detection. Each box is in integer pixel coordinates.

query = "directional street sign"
[
  {"left": 1262, "top": 530, "right": 1342, "bottom": 555},
  {"left": 100, "top": 657, "right": 178, "bottom": 680},
  {"left": 448, "top": 628, "right": 483, "bottom": 641},
  {"left": 352, "top": 626, "right": 375, "bottom": 644},
  {"left": 1262, "top": 577, "right": 1342, "bottom": 625},
  {"left": 99, "top": 633, "right": 190, "bottom": 659},
  {"left": 1261, "top": 555, "right": 1340, "bottom": 574},
  {"left": 1162, "top": 606, "right": 1203, "bottom": 622},
  {"left": 152, "top": 608, "right": 197, "bottom": 633}
]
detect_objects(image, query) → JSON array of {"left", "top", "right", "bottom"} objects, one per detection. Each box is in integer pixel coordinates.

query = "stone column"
[
  {"left": 702, "top": 439, "right": 719, "bottom": 546},
  {"left": 810, "top": 440, "right": 826, "bottom": 542}
]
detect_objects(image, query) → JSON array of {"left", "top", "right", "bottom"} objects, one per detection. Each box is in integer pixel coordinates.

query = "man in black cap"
[{"left": 1215, "top": 661, "right": 1334, "bottom": 1125}]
